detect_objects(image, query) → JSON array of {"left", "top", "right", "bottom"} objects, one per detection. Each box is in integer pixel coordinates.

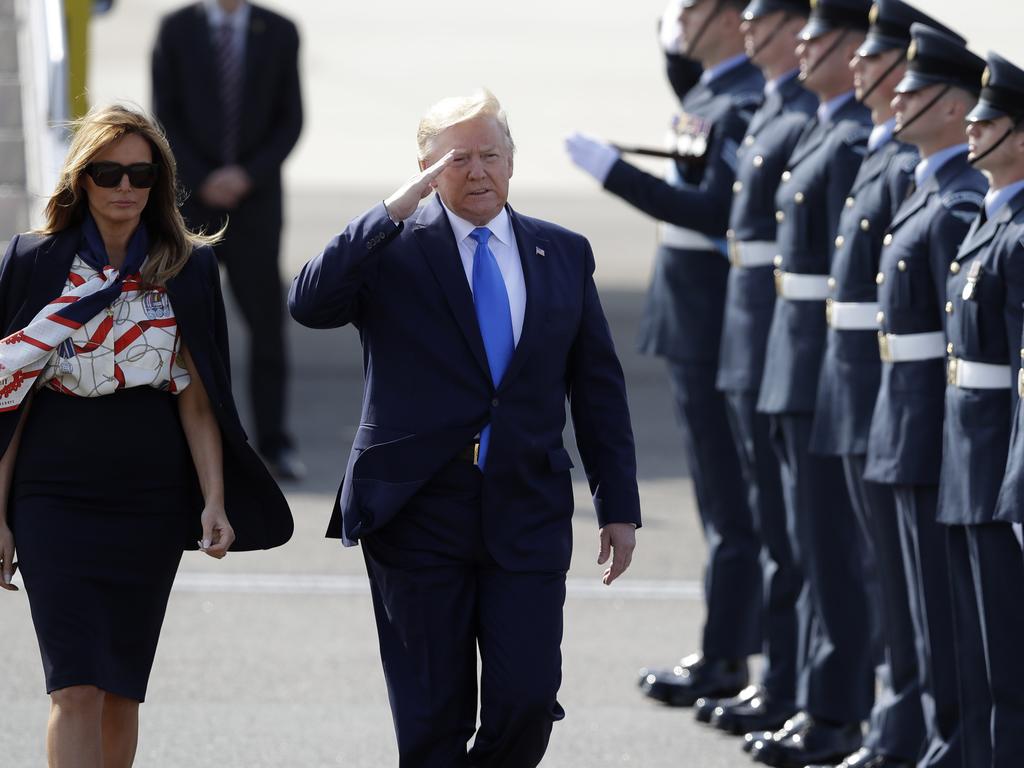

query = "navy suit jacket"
[
  {"left": 151, "top": 2, "right": 302, "bottom": 236},
  {"left": 288, "top": 198, "right": 641, "bottom": 572},
  {"left": 0, "top": 229, "right": 293, "bottom": 551}
]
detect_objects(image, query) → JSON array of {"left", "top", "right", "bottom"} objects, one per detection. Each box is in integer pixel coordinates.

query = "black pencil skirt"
[{"left": 10, "top": 386, "right": 196, "bottom": 702}]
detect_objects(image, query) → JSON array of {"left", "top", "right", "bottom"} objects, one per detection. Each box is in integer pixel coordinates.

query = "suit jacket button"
[
  {"left": 860, "top": 218, "right": 870, "bottom": 232},
  {"left": 883, "top": 234, "right": 894, "bottom": 246},
  {"left": 835, "top": 235, "right": 845, "bottom": 248},
  {"left": 950, "top": 261, "right": 961, "bottom": 274},
  {"left": 876, "top": 272, "right": 885, "bottom": 285},
  {"left": 945, "top": 301, "right": 954, "bottom": 315},
  {"left": 491, "top": 398, "right": 499, "bottom": 407},
  {"left": 897, "top": 260, "right": 907, "bottom": 271},
  {"left": 794, "top": 192, "right": 805, "bottom": 204},
  {"left": 846, "top": 196, "right": 855, "bottom": 208},
  {"left": 782, "top": 171, "right": 792, "bottom": 182},
  {"left": 733, "top": 180, "right": 743, "bottom": 194},
  {"left": 775, "top": 210, "right": 785, "bottom": 223},
  {"left": 753, "top": 155, "right": 764, "bottom": 168}
]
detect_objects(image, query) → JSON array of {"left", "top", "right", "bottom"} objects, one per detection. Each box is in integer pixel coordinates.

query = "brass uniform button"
[
  {"left": 947, "top": 342, "right": 955, "bottom": 355},
  {"left": 1020, "top": 348, "right": 1024, "bottom": 359},
  {"left": 774, "top": 254, "right": 784, "bottom": 267},
  {"left": 827, "top": 276, "right": 837, "bottom": 289},
  {"left": 733, "top": 180, "right": 743, "bottom": 194},
  {"left": 950, "top": 261, "right": 961, "bottom": 274},
  {"left": 782, "top": 171, "right": 792, "bottom": 182},
  {"left": 876, "top": 272, "right": 885, "bottom": 285},
  {"left": 794, "top": 192, "right": 805, "bottom": 204},
  {"left": 860, "top": 219, "right": 870, "bottom": 232},
  {"left": 897, "top": 260, "right": 907, "bottom": 272},
  {"left": 835, "top": 235, "right": 845, "bottom": 248},
  {"left": 945, "top": 301, "right": 954, "bottom": 315},
  {"left": 744, "top": 135, "right": 756, "bottom": 147},
  {"left": 876, "top": 311, "right": 885, "bottom": 324},
  {"left": 753, "top": 155, "right": 764, "bottom": 168},
  {"left": 883, "top": 234, "right": 894, "bottom": 246},
  {"left": 845, "top": 196, "right": 855, "bottom": 208},
  {"left": 776, "top": 210, "right": 785, "bottom": 223}
]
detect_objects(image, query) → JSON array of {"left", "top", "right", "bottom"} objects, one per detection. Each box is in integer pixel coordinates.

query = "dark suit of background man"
[
  {"left": 567, "top": 0, "right": 765, "bottom": 708},
  {"left": 289, "top": 91, "right": 641, "bottom": 768},
  {"left": 152, "top": 0, "right": 305, "bottom": 479}
]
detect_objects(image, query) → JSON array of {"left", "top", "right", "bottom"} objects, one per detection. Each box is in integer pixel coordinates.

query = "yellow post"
[{"left": 64, "top": 0, "right": 91, "bottom": 118}]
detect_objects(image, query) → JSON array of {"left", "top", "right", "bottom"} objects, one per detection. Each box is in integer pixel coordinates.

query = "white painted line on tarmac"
[{"left": 170, "top": 572, "right": 702, "bottom": 600}]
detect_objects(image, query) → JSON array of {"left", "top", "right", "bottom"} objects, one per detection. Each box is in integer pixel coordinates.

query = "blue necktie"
[{"left": 470, "top": 227, "right": 514, "bottom": 469}]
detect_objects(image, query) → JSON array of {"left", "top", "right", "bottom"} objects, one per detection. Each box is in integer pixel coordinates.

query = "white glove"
[
  {"left": 565, "top": 132, "right": 621, "bottom": 184},
  {"left": 659, "top": 0, "right": 686, "bottom": 54}
]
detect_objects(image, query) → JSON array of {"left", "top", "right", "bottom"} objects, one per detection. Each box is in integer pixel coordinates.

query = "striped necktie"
[{"left": 216, "top": 22, "right": 243, "bottom": 163}]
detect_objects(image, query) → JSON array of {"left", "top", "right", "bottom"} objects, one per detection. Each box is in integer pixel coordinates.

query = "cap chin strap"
[
  {"left": 858, "top": 52, "right": 904, "bottom": 104},
  {"left": 801, "top": 29, "right": 849, "bottom": 81},
  {"left": 969, "top": 122, "right": 1018, "bottom": 166},
  {"left": 749, "top": 13, "right": 793, "bottom": 59},
  {"left": 894, "top": 84, "right": 951, "bottom": 137},
  {"left": 685, "top": 0, "right": 725, "bottom": 60}
]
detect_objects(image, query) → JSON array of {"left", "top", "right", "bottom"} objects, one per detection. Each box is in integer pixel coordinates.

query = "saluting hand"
[
  {"left": 383, "top": 150, "right": 456, "bottom": 223},
  {"left": 0, "top": 523, "right": 17, "bottom": 591},
  {"left": 598, "top": 523, "right": 637, "bottom": 585},
  {"left": 198, "top": 506, "right": 235, "bottom": 559}
]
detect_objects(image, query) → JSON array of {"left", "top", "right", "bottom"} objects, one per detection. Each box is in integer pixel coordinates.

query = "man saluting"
[{"left": 289, "top": 90, "right": 641, "bottom": 768}]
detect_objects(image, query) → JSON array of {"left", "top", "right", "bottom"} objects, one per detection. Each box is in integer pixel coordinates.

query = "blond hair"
[
  {"left": 37, "top": 103, "right": 221, "bottom": 286},
  {"left": 416, "top": 89, "right": 516, "bottom": 161}
]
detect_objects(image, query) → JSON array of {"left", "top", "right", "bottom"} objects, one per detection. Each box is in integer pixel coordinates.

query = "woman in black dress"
[{"left": 0, "top": 104, "right": 292, "bottom": 767}]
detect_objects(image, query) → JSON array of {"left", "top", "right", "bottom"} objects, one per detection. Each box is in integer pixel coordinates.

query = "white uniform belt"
[
  {"left": 877, "top": 331, "right": 945, "bottom": 362},
  {"left": 775, "top": 271, "right": 831, "bottom": 301},
  {"left": 826, "top": 301, "right": 880, "bottom": 330},
  {"left": 659, "top": 223, "right": 720, "bottom": 252},
  {"left": 728, "top": 240, "right": 777, "bottom": 268},
  {"left": 947, "top": 358, "right": 1013, "bottom": 389}
]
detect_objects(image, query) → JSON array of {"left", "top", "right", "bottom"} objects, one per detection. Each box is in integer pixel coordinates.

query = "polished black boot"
[
  {"left": 695, "top": 684, "right": 760, "bottom": 724},
  {"left": 750, "top": 715, "right": 862, "bottom": 768},
  {"left": 805, "top": 746, "right": 913, "bottom": 768},
  {"left": 711, "top": 687, "right": 796, "bottom": 735}
]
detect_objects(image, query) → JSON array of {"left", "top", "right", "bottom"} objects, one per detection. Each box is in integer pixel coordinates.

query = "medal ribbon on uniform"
[{"left": 0, "top": 214, "right": 149, "bottom": 411}]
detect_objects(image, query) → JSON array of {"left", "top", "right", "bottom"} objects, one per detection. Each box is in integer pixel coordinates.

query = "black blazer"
[
  {"left": 0, "top": 230, "right": 293, "bottom": 551},
  {"left": 151, "top": 2, "right": 302, "bottom": 233}
]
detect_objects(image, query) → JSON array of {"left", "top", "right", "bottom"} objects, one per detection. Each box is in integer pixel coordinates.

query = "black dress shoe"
[
  {"left": 637, "top": 652, "right": 748, "bottom": 707},
  {"left": 742, "top": 711, "right": 809, "bottom": 754},
  {"left": 750, "top": 716, "right": 862, "bottom": 768},
  {"left": 805, "top": 746, "right": 912, "bottom": 768},
  {"left": 712, "top": 688, "right": 797, "bottom": 735},
  {"left": 695, "top": 685, "right": 760, "bottom": 724}
]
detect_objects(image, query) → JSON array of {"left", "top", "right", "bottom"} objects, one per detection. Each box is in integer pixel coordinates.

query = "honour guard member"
[
  {"left": 943, "top": 52, "right": 1024, "bottom": 768},
  {"left": 807, "top": 4, "right": 958, "bottom": 767},
  {"left": 699, "top": 0, "right": 815, "bottom": 738},
  {"left": 565, "top": 0, "right": 766, "bottom": 707},
  {"left": 864, "top": 23, "right": 987, "bottom": 768},
  {"left": 748, "top": 0, "right": 875, "bottom": 765}
]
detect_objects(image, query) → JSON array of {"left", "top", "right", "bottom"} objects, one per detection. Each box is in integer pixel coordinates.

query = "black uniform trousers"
[
  {"left": 843, "top": 457, "right": 924, "bottom": 761},
  {"left": 206, "top": 198, "right": 291, "bottom": 457},
  {"left": 361, "top": 459, "right": 566, "bottom": 768},
  {"left": 947, "top": 522, "right": 1024, "bottom": 768},
  {"left": 724, "top": 390, "right": 800, "bottom": 704},
  {"left": 769, "top": 414, "right": 874, "bottom": 724},
  {"left": 666, "top": 361, "right": 762, "bottom": 660},
  {"left": 891, "top": 486, "right": 964, "bottom": 768}
]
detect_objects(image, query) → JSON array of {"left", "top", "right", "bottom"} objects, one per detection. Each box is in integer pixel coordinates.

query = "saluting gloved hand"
[
  {"left": 659, "top": 0, "right": 686, "bottom": 54},
  {"left": 564, "top": 133, "right": 620, "bottom": 184}
]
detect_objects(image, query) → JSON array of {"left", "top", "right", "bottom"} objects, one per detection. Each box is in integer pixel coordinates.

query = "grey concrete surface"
[{"left": 4, "top": 0, "right": 1020, "bottom": 764}]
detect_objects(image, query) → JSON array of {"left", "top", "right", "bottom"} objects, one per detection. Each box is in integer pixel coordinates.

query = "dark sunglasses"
[{"left": 84, "top": 161, "right": 160, "bottom": 189}]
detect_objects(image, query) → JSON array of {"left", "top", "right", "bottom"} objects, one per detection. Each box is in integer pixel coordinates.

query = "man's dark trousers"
[{"left": 362, "top": 458, "right": 565, "bottom": 768}]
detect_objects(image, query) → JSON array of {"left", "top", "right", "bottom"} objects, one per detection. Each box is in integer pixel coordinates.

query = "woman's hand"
[
  {"left": 198, "top": 506, "right": 235, "bottom": 559},
  {"left": 0, "top": 524, "right": 18, "bottom": 591}
]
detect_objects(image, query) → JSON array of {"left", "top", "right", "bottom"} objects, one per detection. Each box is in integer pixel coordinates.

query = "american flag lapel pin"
[{"left": 536, "top": 246, "right": 545, "bottom": 257}]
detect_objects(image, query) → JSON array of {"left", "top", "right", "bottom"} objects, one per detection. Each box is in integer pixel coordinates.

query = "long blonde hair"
[{"left": 37, "top": 103, "right": 221, "bottom": 286}]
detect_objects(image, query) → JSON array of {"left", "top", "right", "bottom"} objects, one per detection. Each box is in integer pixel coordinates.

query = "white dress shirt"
[
  {"left": 441, "top": 202, "right": 526, "bottom": 347},
  {"left": 205, "top": 0, "right": 250, "bottom": 56}
]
